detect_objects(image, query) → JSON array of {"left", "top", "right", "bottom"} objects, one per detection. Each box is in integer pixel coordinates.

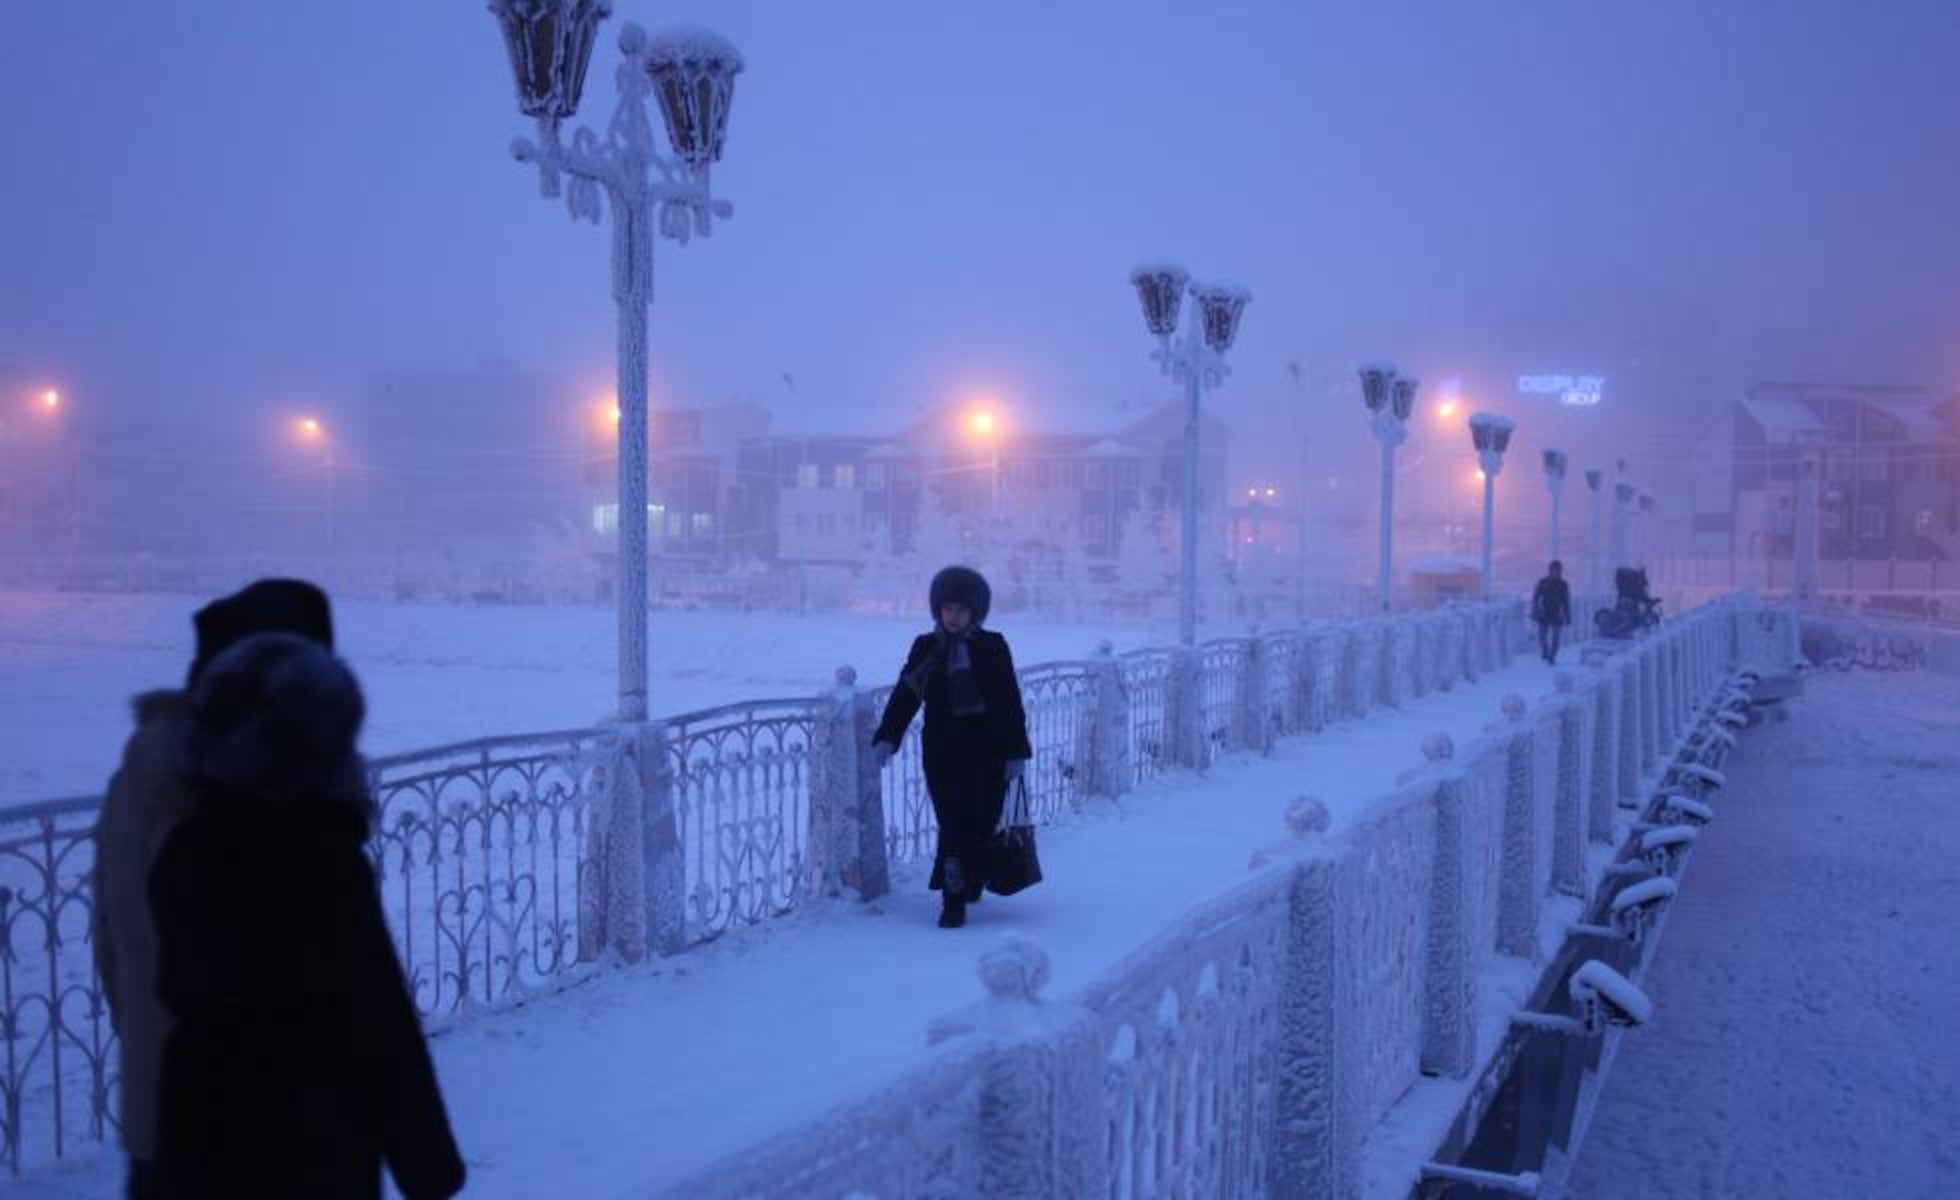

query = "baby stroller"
[{"left": 1595, "top": 567, "right": 1663, "bottom": 639}]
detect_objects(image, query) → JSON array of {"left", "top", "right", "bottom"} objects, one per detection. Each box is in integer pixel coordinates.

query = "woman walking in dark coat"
[
  {"left": 872, "top": 566, "right": 1032, "bottom": 928},
  {"left": 150, "top": 632, "right": 465, "bottom": 1199}
]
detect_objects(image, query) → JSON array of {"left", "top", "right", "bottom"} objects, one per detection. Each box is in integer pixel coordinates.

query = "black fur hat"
[{"left": 928, "top": 565, "right": 991, "bottom": 626}]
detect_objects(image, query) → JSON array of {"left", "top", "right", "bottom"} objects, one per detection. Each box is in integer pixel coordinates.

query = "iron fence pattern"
[
  {"left": 1199, "top": 639, "right": 1248, "bottom": 763},
  {"left": 663, "top": 699, "right": 822, "bottom": 941},
  {"left": 0, "top": 798, "right": 115, "bottom": 1177},
  {"left": 367, "top": 730, "right": 608, "bottom": 1020},
  {"left": 1118, "top": 650, "right": 1177, "bottom": 787}
]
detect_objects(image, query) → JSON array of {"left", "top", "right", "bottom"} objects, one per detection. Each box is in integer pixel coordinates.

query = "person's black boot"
[{"left": 938, "top": 896, "right": 967, "bottom": 928}]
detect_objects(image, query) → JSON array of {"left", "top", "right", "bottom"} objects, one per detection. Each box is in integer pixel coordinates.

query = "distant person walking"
[
  {"left": 872, "top": 566, "right": 1032, "bottom": 929},
  {"left": 149, "top": 629, "right": 465, "bottom": 1199},
  {"left": 1533, "top": 559, "right": 1573, "bottom": 664},
  {"left": 92, "top": 579, "right": 337, "bottom": 1199}
]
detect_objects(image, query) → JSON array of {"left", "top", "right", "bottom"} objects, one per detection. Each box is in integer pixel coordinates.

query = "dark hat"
[
  {"left": 189, "top": 578, "right": 335, "bottom": 686},
  {"left": 928, "top": 565, "right": 992, "bottom": 626},
  {"left": 190, "top": 632, "right": 366, "bottom": 807}
]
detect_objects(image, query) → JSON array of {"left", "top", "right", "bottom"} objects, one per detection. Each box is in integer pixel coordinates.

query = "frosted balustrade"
[{"left": 8, "top": 594, "right": 1717, "bottom": 1178}]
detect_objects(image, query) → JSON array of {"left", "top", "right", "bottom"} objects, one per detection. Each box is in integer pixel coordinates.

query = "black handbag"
[{"left": 985, "top": 778, "right": 1043, "bottom": 896}]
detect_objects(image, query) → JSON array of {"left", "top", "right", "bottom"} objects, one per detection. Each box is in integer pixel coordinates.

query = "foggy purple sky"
[{"left": 3, "top": 0, "right": 1956, "bottom": 483}]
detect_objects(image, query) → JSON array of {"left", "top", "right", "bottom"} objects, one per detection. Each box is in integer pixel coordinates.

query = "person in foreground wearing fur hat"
[
  {"left": 872, "top": 565, "right": 1032, "bottom": 928},
  {"left": 146, "top": 630, "right": 465, "bottom": 1199},
  {"left": 92, "top": 578, "right": 340, "bottom": 1199}
]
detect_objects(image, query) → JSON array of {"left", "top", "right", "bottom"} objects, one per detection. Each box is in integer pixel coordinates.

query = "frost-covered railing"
[
  {"left": 655, "top": 595, "right": 1780, "bottom": 1199},
  {"left": 365, "top": 729, "right": 614, "bottom": 1018},
  {"left": 0, "top": 596, "right": 1539, "bottom": 1176}
]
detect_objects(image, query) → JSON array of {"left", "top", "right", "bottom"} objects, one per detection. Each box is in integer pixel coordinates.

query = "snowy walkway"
[
  {"left": 13, "top": 644, "right": 1577, "bottom": 1199},
  {"left": 1566, "top": 669, "right": 1960, "bottom": 1198}
]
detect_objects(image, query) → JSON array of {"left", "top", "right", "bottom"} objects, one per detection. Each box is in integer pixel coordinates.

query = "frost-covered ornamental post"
[
  {"left": 489, "top": 0, "right": 742, "bottom": 722},
  {"left": 1128, "top": 265, "right": 1251, "bottom": 645},
  {"left": 1360, "top": 366, "right": 1418, "bottom": 612},
  {"left": 1468, "top": 412, "right": 1516, "bottom": 597},
  {"left": 1542, "top": 449, "right": 1567, "bottom": 563},
  {"left": 1637, "top": 493, "right": 1656, "bottom": 574},
  {"left": 1584, "top": 467, "right": 1604, "bottom": 595},
  {"left": 1793, "top": 452, "right": 1820, "bottom": 602},
  {"left": 1611, "top": 480, "right": 1634, "bottom": 574}
]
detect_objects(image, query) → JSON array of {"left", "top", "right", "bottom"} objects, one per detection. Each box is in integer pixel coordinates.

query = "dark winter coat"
[
  {"left": 150, "top": 634, "right": 464, "bottom": 1200},
  {"left": 94, "top": 578, "right": 342, "bottom": 1168},
  {"left": 874, "top": 628, "right": 1034, "bottom": 777},
  {"left": 1532, "top": 576, "right": 1572, "bottom": 627}
]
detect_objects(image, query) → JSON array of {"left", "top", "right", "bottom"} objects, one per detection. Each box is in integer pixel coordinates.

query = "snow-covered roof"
[{"left": 1738, "top": 393, "right": 1828, "bottom": 441}]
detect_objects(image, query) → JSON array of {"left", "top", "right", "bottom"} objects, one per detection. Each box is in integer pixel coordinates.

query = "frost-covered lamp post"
[
  {"left": 1360, "top": 365, "right": 1418, "bottom": 611},
  {"left": 1584, "top": 467, "right": 1604, "bottom": 595},
  {"left": 490, "top": 0, "right": 742, "bottom": 722},
  {"left": 1793, "top": 453, "right": 1820, "bottom": 602},
  {"left": 1468, "top": 412, "right": 1516, "bottom": 597},
  {"left": 1637, "top": 493, "right": 1655, "bottom": 573},
  {"left": 1610, "top": 480, "right": 1635, "bottom": 576},
  {"left": 1542, "top": 448, "right": 1568, "bottom": 564},
  {"left": 1128, "top": 265, "right": 1250, "bottom": 646}
]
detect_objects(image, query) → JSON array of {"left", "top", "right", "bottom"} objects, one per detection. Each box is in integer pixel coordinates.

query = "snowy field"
[
  {"left": 0, "top": 588, "right": 1154, "bottom": 806},
  {"left": 1566, "top": 667, "right": 1960, "bottom": 1197}
]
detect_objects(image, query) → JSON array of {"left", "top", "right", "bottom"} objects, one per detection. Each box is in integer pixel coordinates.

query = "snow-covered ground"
[
  {"left": 1566, "top": 667, "right": 1960, "bottom": 1197},
  {"left": 0, "top": 589, "right": 1151, "bottom": 805}
]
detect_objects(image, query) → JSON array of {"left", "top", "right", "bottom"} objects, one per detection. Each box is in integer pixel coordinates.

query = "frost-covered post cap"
[
  {"left": 976, "top": 934, "right": 1050, "bottom": 1004},
  {"left": 1285, "top": 795, "right": 1331, "bottom": 838},
  {"left": 1421, "top": 732, "right": 1455, "bottom": 763},
  {"left": 834, "top": 665, "right": 858, "bottom": 687}
]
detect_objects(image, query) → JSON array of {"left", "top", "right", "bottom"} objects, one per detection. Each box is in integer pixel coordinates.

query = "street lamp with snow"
[
  {"left": 1542, "top": 449, "right": 1568, "bottom": 563},
  {"left": 489, "top": 0, "right": 742, "bottom": 723},
  {"left": 1129, "top": 264, "right": 1249, "bottom": 646},
  {"left": 1469, "top": 412, "right": 1516, "bottom": 597},
  {"left": 1584, "top": 467, "right": 1604, "bottom": 594},
  {"left": 1360, "top": 365, "right": 1418, "bottom": 611}
]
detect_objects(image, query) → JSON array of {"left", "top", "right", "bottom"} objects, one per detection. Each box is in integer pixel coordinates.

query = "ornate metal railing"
[
  {"left": 1017, "top": 663, "right": 1097, "bottom": 825},
  {"left": 0, "top": 597, "right": 1547, "bottom": 1178},
  {"left": 0, "top": 797, "right": 116, "bottom": 1177},
  {"left": 1118, "top": 649, "right": 1177, "bottom": 787},
  {"left": 366, "top": 729, "right": 612, "bottom": 1020},
  {"left": 1199, "top": 637, "right": 1249, "bottom": 761},
  {"left": 662, "top": 698, "right": 822, "bottom": 940}
]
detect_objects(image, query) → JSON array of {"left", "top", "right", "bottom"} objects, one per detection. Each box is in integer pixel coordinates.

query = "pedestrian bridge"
[{"left": 0, "top": 596, "right": 1800, "bottom": 1197}]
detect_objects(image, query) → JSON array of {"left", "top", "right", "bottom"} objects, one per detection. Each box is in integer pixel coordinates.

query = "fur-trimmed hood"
[{"left": 187, "top": 633, "right": 370, "bottom": 820}]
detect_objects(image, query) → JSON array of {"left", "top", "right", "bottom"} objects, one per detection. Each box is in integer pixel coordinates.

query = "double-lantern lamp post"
[
  {"left": 1468, "top": 412, "right": 1516, "bottom": 597},
  {"left": 489, "top": 0, "right": 743, "bottom": 722},
  {"left": 1128, "top": 265, "right": 1251, "bottom": 646},
  {"left": 1542, "top": 448, "right": 1568, "bottom": 565},
  {"left": 1359, "top": 365, "right": 1418, "bottom": 612}
]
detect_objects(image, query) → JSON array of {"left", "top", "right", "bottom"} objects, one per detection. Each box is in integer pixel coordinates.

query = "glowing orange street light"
[
  {"left": 40, "top": 389, "right": 61, "bottom": 411},
  {"left": 968, "top": 410, "right": 996, "bottom": 437},
  {"left": 297, "top": 416, "right": 324, "bottom": 439},
  {"left": 1437, "top": 399, "right": 1458, "bottom": 420}
]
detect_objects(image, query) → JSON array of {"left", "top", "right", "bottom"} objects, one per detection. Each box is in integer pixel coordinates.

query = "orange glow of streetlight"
[
  {"left": 297, "top": 416, "right": 324, "bottom": 440},
  {"left": 1472, "top": 466, "right": 1486, "bottom": 482},
  {"left": 40, "top": 389, "right": 61, "bottom": 411},
  {"left": 967, "top": 410, "right": 997, "bottom": 438},
  {"left": 1437, "top": 399, "right": 1459, "bottom": 420}
]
